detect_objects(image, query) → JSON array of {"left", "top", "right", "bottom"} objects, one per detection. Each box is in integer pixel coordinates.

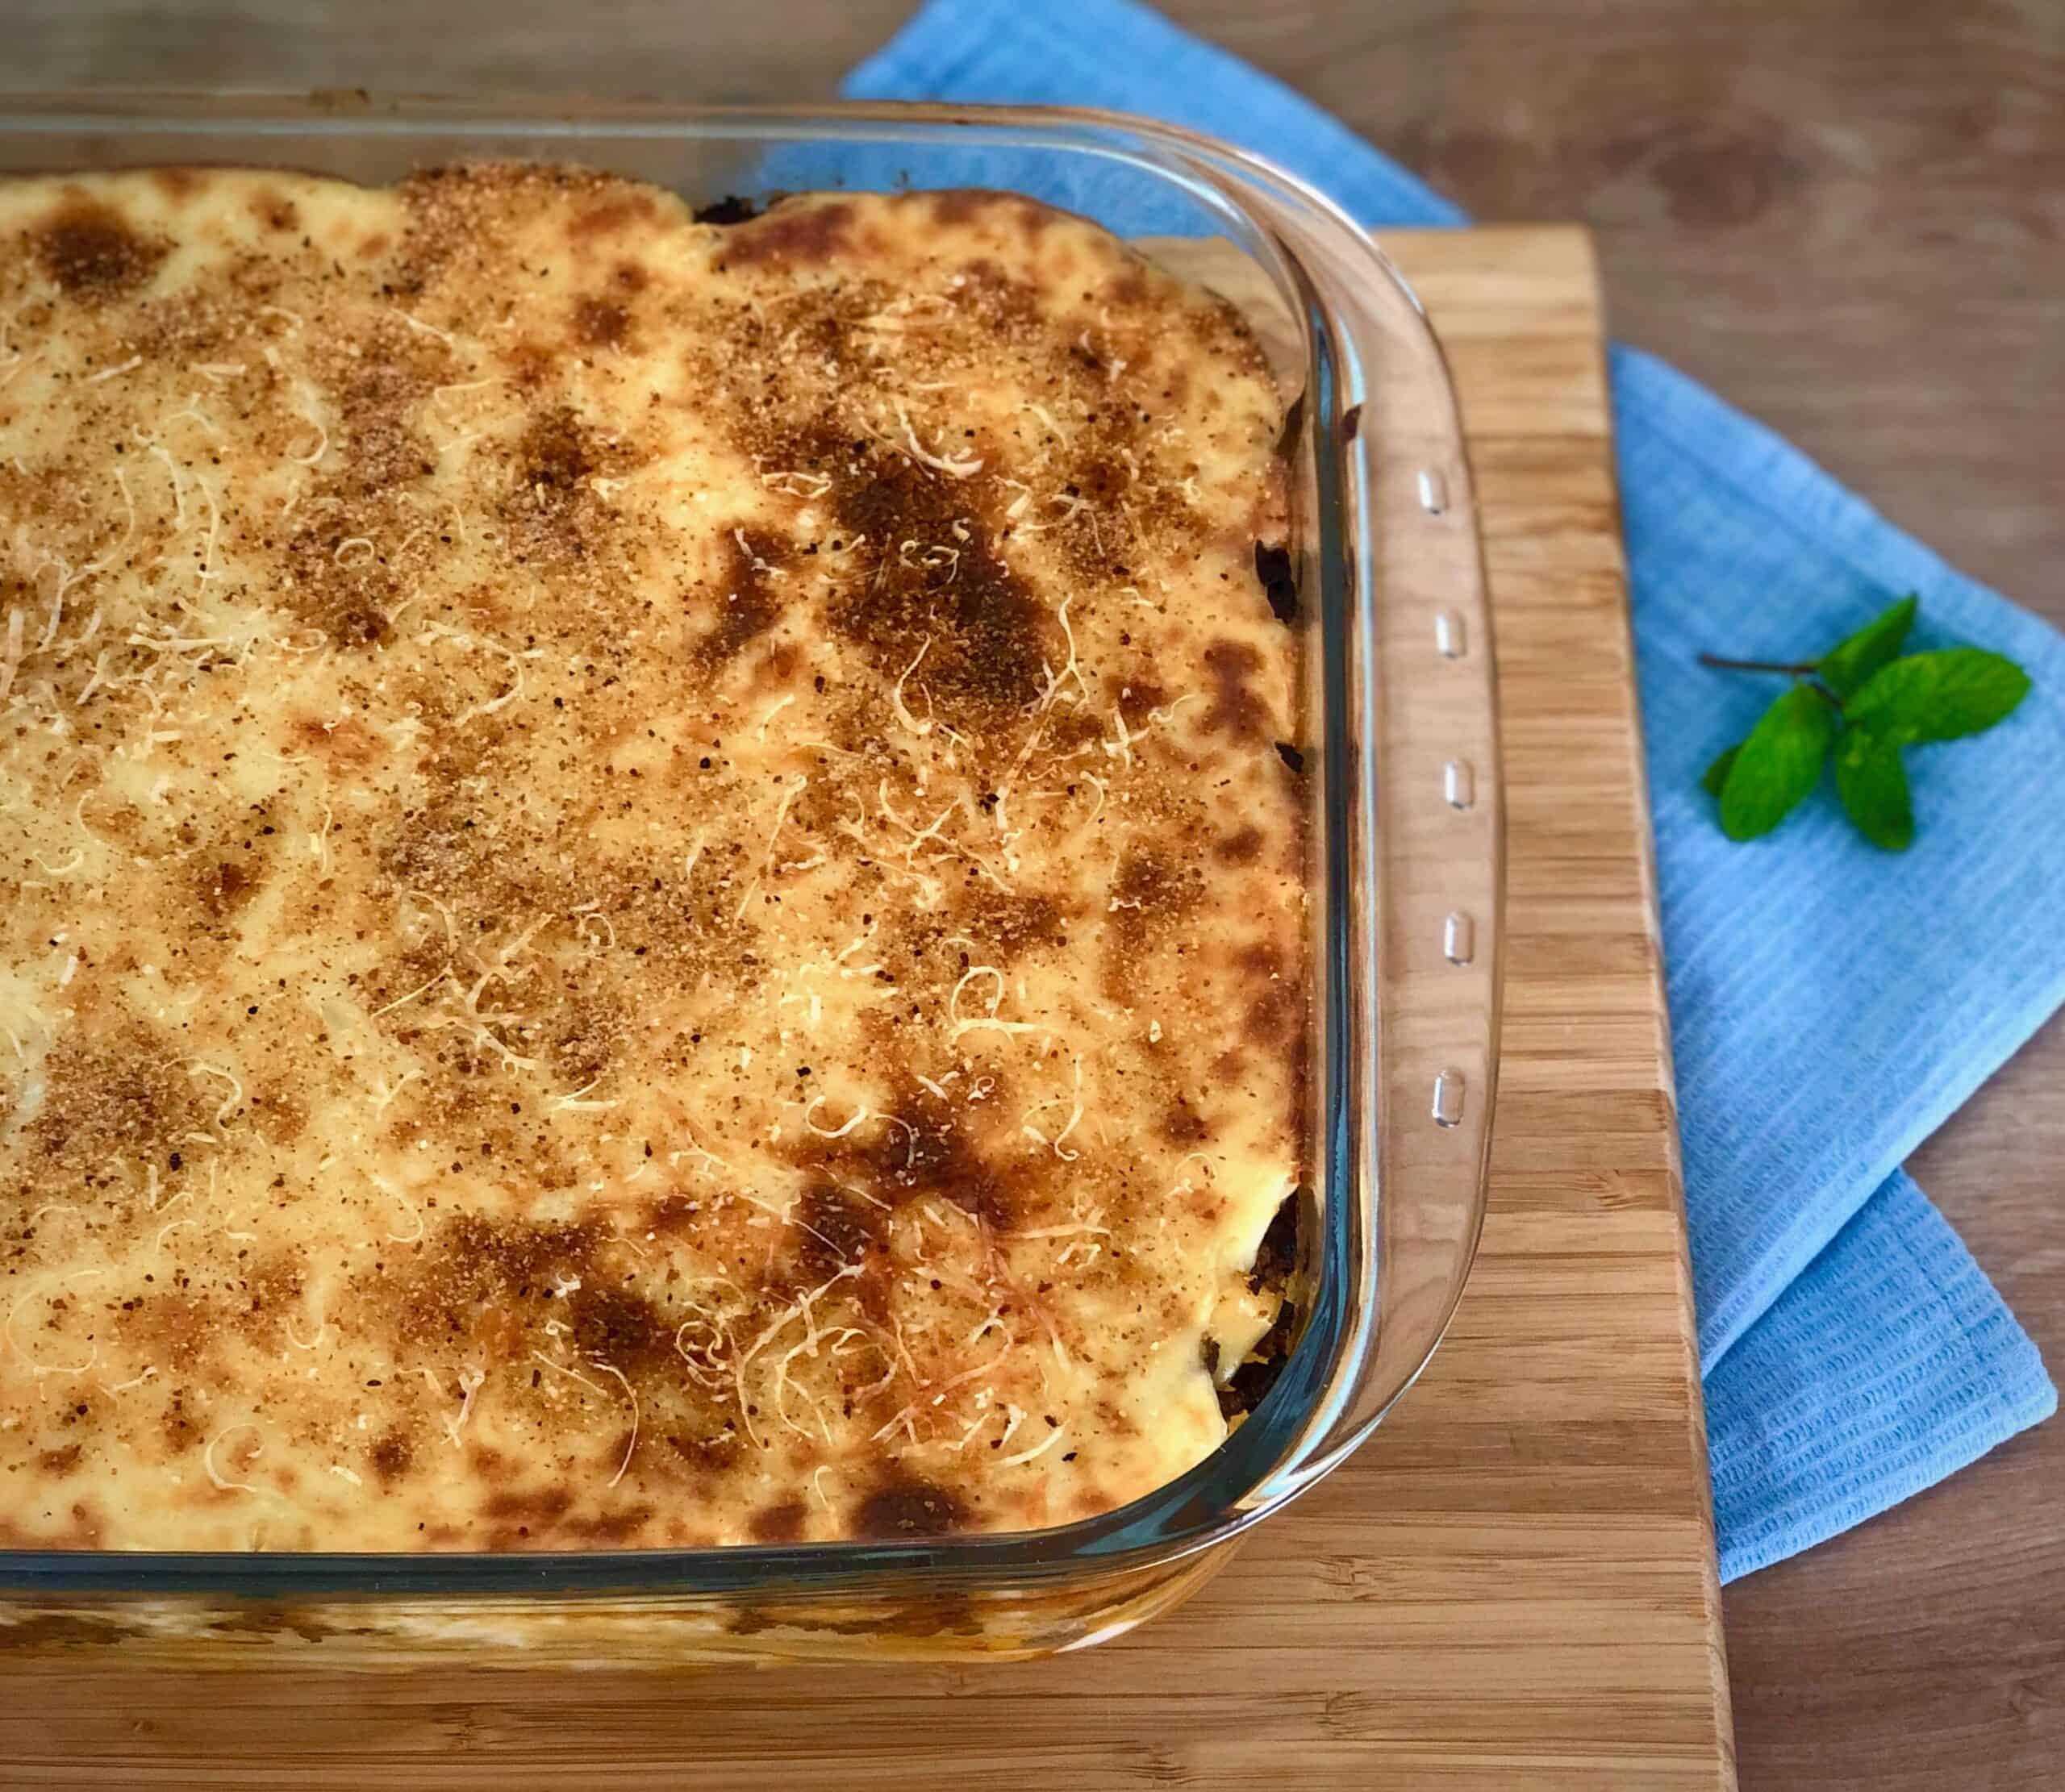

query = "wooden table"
[{"left": 6, "top": 4, "right": 2062, "bottom": 1786}]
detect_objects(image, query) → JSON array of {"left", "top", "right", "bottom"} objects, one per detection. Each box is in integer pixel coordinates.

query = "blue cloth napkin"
[{"left": 847, "top": 0, "right": 2059, "bottom": 1580}]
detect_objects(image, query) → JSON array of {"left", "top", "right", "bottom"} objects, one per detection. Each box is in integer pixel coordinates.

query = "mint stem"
[
  {"left": 1701, "top": 652, "right": 1844, "bottom": 710},
  {"left": 1698, "top": 653, "right": 1818, "bottom": 676}
]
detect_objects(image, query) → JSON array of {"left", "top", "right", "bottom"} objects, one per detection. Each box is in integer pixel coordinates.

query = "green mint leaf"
[
  {"left": 1844, "top": 648, "right": 2032, "bottom": 744},
  {"left": 1717, "top": 685, "right": 1838, "bottom": 840},
  {"left": 1816, "top": 594, "right": 1917, "bottom": 699},
  {"left": 1833, "top": 730, "right": 1914, "bottom": 852},
  {"left": 1700, "top": 744, "right": 1741, "bottom": 796}
]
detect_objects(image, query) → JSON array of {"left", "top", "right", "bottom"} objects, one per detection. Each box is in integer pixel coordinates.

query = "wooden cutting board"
[{"left": 0, "top": 225, "right": 1736, "bottom": 1791}]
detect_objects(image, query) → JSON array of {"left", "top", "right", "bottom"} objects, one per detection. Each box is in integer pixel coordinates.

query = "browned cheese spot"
[
  {"left": 1163, "top": 1094, "right": 1212, "bottom": 1145},
  {"left": 793, "top": 1180, "right": 889, "bottom": 1277},
  {"left": 248, "top": 190, "right": 302, "bottom": 232},
  {"left": 800, "top": 1073, "right": 1024, "bottom": 1234},
  {"left": 369, "top": 1431, "right": 414, "bottom": 1482},
  {"left": 1238, "top": 942, "right": 1304, "bottom": 1052},
  {"left": 720, "top": 199, "right": 857, "bottom": 269},
  {"left": 817, "top": 436, "right": 1051, "bottom": 731},
  {"left": 31, "top": 198, "right": 168, "bottom": 302},
  {"left": 749, "top": 1499, "right": 810, "bottom": 1543},
  {"left": 21, "top": 1017, "right": 211, "bottom": 1185},
  {"left": 853, "top": 1472, "right": 970, "bottom": 1539},
  {"left": 499, "top": 404, "right": 628, "bottom": 568},
  {"left": 698, "top": 525, "right": 789, "bottom": 666},
  {"left": 1203, "top": 640, "right": 1269, "bottom": 741},
  {"left": 1107, "top": 847, "right": 1203, "bottom": 957},
  {"left": 573, "top": 295, "right": 629, "bottom": 348},
  {"left": 569, "top": 194, "right": 660, "bottom": 242},
  {"left": 194, "top": 858, "right": 255, "bottom": 924},
  {"left": 1215, "top": 825, "right": 1265, "bottom": 866}
]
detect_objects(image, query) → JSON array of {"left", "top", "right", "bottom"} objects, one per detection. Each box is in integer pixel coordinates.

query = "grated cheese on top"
[{"left": 0, "top": 167, "right": 1303, "bottom": 1551}]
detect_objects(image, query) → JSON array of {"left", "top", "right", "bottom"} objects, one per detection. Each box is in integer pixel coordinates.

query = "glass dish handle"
[{"left": 1239, "top": 181, "right": 1502, "bottom": 1504}]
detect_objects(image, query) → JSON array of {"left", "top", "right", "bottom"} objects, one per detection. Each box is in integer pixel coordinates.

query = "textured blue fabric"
[
  {"left": 846, "top": 0, "right": 2059, "bottom": 1579},
  {"left": 1707, "top": 1171, "right": 2055, "bottom": 1582}
]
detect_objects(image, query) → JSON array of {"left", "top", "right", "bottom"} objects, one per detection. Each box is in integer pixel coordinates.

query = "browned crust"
[{"left": 0, "top": 167, "right": 1302, "bottom": 1552}]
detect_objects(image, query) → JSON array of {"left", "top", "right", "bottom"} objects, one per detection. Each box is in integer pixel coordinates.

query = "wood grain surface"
[
  {"left": 3, "top": 5, "right": 2060, "bottom": 1786},
  {"left": 0, "top": 226, "right": 1733, "bottom": 1791}
]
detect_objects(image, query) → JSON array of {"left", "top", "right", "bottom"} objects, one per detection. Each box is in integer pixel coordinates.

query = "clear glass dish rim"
[{"left": 0, "top": 94, "right": 1499, "bottom": 1603}]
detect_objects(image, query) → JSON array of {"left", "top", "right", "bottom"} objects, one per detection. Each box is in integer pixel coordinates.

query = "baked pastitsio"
[{"left": 0, "top": 167, "right": 1303, "bottom": 1548}]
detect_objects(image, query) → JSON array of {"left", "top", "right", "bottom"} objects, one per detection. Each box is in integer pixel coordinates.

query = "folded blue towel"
[{"left": 848, "top": 0, "right": 2059, "bottom": 1578}]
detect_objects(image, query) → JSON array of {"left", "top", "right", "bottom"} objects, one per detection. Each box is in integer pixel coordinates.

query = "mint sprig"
[
  {"left": 1832, "top": 729, "right": 1913, "bottom": 852},
  {"left": 1699, "top": 596, "right": 2032, "bottom": 851},
  {"left": 1717, "top": 685, "right": 1838, "bottom": 842},
  {"left": 1817, "top": 594, "right": 1917, "bottom": 699},
  {"left": 1842, "top": 648, "right": 2032, "bottom": 744}
]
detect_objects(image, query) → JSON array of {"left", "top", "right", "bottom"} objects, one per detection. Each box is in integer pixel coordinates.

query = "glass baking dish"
[{"left": 0, "top": 95, "right": 1501, "bottom": 1664}]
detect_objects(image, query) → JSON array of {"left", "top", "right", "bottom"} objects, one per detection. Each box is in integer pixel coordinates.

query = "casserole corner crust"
[{"left": 0, "top": 167, "right": 1303, "bottom": 1549}]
